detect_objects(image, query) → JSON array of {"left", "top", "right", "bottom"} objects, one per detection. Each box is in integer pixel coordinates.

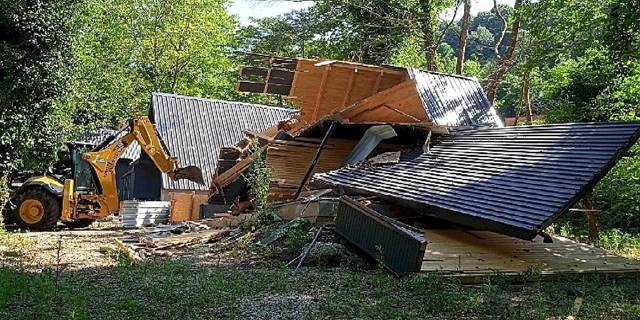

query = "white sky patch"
[
  {"left": 229, "top": 0, "right": 517, "bottom": 26},
  {"left": 440, "top": 0, "right": 516, "bottom": 20},
  {"left": 228, "top": 0, "right": 314, "bottom": 25}
]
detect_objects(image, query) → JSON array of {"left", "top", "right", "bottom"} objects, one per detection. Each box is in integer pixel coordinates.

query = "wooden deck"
[{"left": 421, "top": 229, "right": 640, "bottom": 282}]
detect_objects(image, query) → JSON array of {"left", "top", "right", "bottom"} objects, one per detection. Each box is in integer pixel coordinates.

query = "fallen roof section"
[
  {"left": 151, "top": 92, "right": 296, "bottom": 191},
  {"left": 408, "top": 68, "right": 502, "bottom": 127},
  {"left": 237, "top": 55, "right": 502, "bottom": 135},
  {"left": 317, "top": 122, "right": 640, "bottom": 239}
]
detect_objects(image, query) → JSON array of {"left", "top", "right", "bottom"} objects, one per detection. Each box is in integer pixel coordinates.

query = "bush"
[{"left": 0, "top": 173, "right": 9, "bottom": 231}]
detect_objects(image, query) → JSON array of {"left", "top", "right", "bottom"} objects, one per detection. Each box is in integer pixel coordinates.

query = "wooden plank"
[
  {"left": 371, "top": 70, "right": 383, "bottom": 96},
  {"left": 341, "top": 70, "right": 356, "bottom": 107},
  {"left": 420, "top": 229, "right": 640, "bottom": 282},
  {"left": 312, "top": 66, "right": 330, "bottom": 122},
  {"left": 263, "top": 64, "right": 273, "bottom": 94}
]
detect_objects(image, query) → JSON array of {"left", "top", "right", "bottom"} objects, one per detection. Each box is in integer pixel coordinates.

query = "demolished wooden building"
[{"left": 210, "top": 55, "right": 640, "bottom": 280}]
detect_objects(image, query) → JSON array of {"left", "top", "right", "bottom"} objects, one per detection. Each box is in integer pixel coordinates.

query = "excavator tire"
[
  {"left": 63, "top": 219, "right": 93, "bottom": 229},
  {"left": 12, "top": 188, "right": 61, "bottom": 230}
]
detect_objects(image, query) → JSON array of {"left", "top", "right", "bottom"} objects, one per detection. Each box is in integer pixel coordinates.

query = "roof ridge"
[
  {"left": 152, "top": 92, "right": 296, "bottom": 113},
  {"left": 407, "top": 67, "right": 479, "bottom": 81}
]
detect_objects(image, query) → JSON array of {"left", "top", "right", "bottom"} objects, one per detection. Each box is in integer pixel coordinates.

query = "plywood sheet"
[
  {"left": 421, "top": 229, "right": 640, "bottom": 282},
  {"left": 169, "top": 192, "right": 194, "bottom": 223},
  {"left": 288, "top": 59, "right": 408, "bottom": 124},
  {"left": 265, "top": 138, "right": 358, "bottom": 190}
]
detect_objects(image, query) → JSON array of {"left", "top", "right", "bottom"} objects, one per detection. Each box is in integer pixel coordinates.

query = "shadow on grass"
[{"left": 1, "top": 260, "right": 639, "bottom": 320}]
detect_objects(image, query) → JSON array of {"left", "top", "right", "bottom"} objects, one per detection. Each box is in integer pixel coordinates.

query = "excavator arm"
[{"left": 62, "top": 117, "right": 204, "bottom": 221}]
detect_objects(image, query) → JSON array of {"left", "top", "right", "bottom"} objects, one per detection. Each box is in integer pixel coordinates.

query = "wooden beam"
[
  {"left": 314, "top": 60, "right": 405, "bottom": 75},
  {"left": 371, "top": 70, "right": 384, "bottom": 96},
  {"left": 581, "top": 193, "right": 599, "bottom": 243},
  {"left": 293, "top": 121, "right": 337, "bottom": 200},
  {"left": 380, "top": 104, "right": 422, "bottom": 122},
  {"left": 312, "top": 66, "right": 330, "bottom": 122},
  {"left": 263, "top": 58, "right": 273, "bottom": 93},
  {"left": 341, "top": 70, "right": 356, "bottom": 107}
]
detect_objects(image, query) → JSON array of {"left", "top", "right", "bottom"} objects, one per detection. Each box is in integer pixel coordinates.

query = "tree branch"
[{"left": 492, "top": 0, "right": 507, "bottom": 60}]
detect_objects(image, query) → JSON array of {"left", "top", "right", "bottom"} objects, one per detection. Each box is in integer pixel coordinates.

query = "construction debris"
[
  {"left": 120, "top": 200, "right": 170, "bottom": 228},
  {"left": 335, "top": 196, "right": 426, "bottom": 276},
  {"left": 38, "top": 56, "right": 639, "bottom": 281},
  {"left": 318, "top": 122, "right": 640, "bottom": 239}
]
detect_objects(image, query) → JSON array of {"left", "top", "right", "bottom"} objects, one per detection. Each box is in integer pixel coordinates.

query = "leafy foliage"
[
  {"left": 0, "top": 173, "right": 8, "bottom": 230},
  {"left": 0, "top": 0, "right": 76, "bottom": 172},
  {"left": 61, "top": 0, "right": 239, "bottom": 133},
  {"left": 243, "top": 147, "right": 272, "bottom": 224}
]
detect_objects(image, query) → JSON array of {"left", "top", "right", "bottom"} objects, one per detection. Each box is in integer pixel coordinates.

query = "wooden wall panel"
[
  {"left": 266, "top": 139, "right": 357, "bottom": 190},
  {"left": 287, "top": 59, "right": 409, "bottom": 124}
]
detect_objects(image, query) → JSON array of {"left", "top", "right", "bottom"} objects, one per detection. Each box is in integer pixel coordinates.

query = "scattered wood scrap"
[{"left": 113, "top": 239, "right": 142, "bottom": 263}]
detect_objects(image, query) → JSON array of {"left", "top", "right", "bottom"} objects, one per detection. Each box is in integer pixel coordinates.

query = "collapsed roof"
[
  {"left": 317, "top": 122, "right": 640, "bottom": 239},
  {"left": 228, "top": 55, "right": 640, "bottom": 240},
  {"left": 238, "top": 57, "right": 502, "bottom": 135}
]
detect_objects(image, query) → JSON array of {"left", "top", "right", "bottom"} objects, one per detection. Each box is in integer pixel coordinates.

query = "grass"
[{"left": 0, "top": 260, "right": 639, "bottom": 320}]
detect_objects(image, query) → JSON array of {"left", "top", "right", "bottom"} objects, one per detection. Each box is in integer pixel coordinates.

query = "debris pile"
[{"left": 60, "top": 55, "right": 640, "bottom": 281}]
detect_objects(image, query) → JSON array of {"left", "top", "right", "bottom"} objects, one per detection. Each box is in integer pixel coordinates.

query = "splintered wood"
[{"left": 421, "top": 229, "right": 640, "bottom": 282}]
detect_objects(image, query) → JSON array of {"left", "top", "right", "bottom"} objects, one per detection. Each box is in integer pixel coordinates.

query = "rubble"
[{"left": 13, "top": 56, "right": 640, "bottom": 281}]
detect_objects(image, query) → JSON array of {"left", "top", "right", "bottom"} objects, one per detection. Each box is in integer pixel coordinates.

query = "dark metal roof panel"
[
  {"left": 317, "top": 122, "right": 640, "bottom": 239},
  {"left": 152, "top": 92, "right": 296, "bottom": 191},
  {"left": 408, "top": 68, "right": 503, "bottom": 127}
]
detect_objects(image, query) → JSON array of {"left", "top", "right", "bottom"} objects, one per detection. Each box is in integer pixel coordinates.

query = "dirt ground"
[
  {"left": 0, "top": 222, "right": 125, "bottom": 270},
  {"left": 0, "top": 218, "right": 340, "bottom": 272}
]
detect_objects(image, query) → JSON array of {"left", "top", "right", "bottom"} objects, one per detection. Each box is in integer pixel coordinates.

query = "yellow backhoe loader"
[{"left": 7, "top": 117, "right": 204, "bottom": 230}]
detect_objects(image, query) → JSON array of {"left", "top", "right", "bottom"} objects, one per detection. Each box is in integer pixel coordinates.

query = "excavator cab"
[{"left": 8, "top": 117, "right": 204, "bottom": 230}]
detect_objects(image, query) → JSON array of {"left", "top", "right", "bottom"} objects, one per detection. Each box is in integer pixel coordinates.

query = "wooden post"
[
  {"left": 581, "top": 192, "right": 598, "bottom": 243},
  {"left": 293, "top": 121, "right": 337, "bottom": 200},
  {"left": 312, "top": 66, "right": 330, "bottom": 122}
]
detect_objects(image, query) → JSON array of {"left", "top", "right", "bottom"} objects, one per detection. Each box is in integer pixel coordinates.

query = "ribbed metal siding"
[
  {"left": 152, "top": 93, "right": 296, "bottom": 191},
  {"left": 335, "top": 197, "right": 426, "bottom": 276},
  {"left": 72, "top": 128, "right": 141, "bottom": 160},
  {"left": 318, "top": 122, "right": 640, "bottom": 239},
  {"left": 408, "top": 68, "right": 503, "bottom": 127}
]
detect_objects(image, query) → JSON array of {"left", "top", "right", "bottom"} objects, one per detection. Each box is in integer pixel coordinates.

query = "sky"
[{"left": 228, "top": 0, "right": 517, "bottom": 25}]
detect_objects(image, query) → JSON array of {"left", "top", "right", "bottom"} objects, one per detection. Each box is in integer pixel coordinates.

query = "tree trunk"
[
  {"left": 419, "top": 0, "right": 437, "bottom": 71},
  {"left": 456, "top": 0, "right": 471, "bottom": 75},
  {"left": 485, "top": 0, "right": 524, "bottom": 104},
  {"left": 522, "top": 73, "right": 532, "bottom": 124}
]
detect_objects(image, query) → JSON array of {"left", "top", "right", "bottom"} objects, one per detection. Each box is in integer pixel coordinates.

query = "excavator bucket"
[{"left": 170, "top": 165, "right": 205, "bottom": 185}]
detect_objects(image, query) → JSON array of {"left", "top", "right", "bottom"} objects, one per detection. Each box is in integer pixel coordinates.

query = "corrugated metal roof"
[
  {"left": 152, "top": 92, "right": 296, "bottom": 191},
  {"left": 408, "top": 68, "right": 503, "bottom": 127},
  {"left": 317, "top": 122, "right": 640, "bottom": 239},
  {"left": 71, "top": 128, "right": 141, "bottom": 160}
]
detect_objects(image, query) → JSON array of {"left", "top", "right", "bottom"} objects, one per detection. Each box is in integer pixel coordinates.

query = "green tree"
[
  {"left": 62, "top": 0, "right": 238, "bottom": 132},
  {"left": 0, "top": 0, "right": 76, "bottom": 173}
]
